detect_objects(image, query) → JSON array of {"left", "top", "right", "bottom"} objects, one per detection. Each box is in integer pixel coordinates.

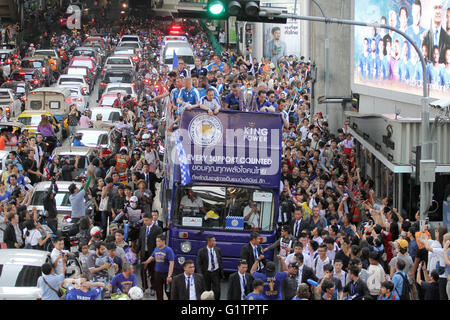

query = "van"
[
  {"left": 25, "top": 87, "right": 71, "bottom": 116},
  {"left": 162, "top": 42, "right": 195, "bottom": 71}
]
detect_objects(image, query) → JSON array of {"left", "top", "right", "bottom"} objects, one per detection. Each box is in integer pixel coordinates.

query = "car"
[
  {"left": 104, "top": 55, "right": 134, "bottom": 72},
  {"left": 98, "top": 69, "right": 136, "bottom": 100},
  {"left": 82, "top": 37, "right": 106, "bottom": 50},
  {"left": 72, "top": 47, "right": 103, "bottom": 66},
  {"left": 1, "top": 81, "right": 32, "bottom": 110},
  {"left": 104, "top": 83, "right": 138, "bottom": 102},
  {"left": 45, "top": 146, "right": 96, "bottom": 181},
  {"left": 33, "top": 49, "right": 61, "bottom": 72},
  {"left": 20, "top": 57, "right": 52, "bottom": 86},
  {"left": 113, "top": 47, "right": 140, "bottom": 63},
  {"left": 74, "top": 128, "right": 114, "bottom": 155},
  {"left": 97, "top": 93, "right": 118, "bottom": 108},
  {"left": 89, "top": 107, "right": 122, "bottom": 123},
  {"left": 0, "top": 88, "right": 22, "bottom": 119},
  {"left": 68, "top": 56, "right": 98, "bottom": 78},
  {"left": 17, "top": 111, "right": 63, "bottom": 141},
  {"left": 119, "top": 35, "right": 143, "bottom": 44},
  {"left": 66, "top": 66, "right": 95, "bottom": 92},
  {"left": 161, "top": 42, "right": 195, "bottom": 71},
  {"left": 9, "top": 69, "right": 45, "bottom": 90},
  {"left": 0, "top": 49, "right": 15, "bottom": 77},
  {"left": 56, "top": 75, "right": 90, "bottom": 95},
  {"left": 0, "top": 249, "right": 82, "bottom": 300},
  {"left": 58, "top": 84, "right": 88, "bottom": 112},
  {"left": 117, "top": 41, "right": 143, "bottom": 56}
]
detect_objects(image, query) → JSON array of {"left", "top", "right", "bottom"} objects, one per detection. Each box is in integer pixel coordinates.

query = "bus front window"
[{"left": 174, "top": 186, "right": 275, "bottom": 232}]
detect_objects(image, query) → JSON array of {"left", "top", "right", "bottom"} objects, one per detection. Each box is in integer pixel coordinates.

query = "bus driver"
[{"left": 179, "top": 189, "right": 205, "bottom": 215}]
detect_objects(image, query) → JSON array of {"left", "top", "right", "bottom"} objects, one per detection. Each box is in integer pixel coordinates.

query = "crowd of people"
[{"left": 0, "top": 7, "right": 447, "bottom": 301}]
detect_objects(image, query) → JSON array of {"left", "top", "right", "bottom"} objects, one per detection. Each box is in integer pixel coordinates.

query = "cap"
[
  {"left": 120, "top": 146, "right": 128, "bottom": 153},
  {"left": 130, "top": 196, "right": 138, "bottom": 202},
  {"left": 266, "top": 261, "right": 276, "bottom": 273},
  {"left": 396, "top": 239, "right": 409, "bottom": 249},
  {"left": 109, "top": 223, "right": 118, "bottom": 231}
]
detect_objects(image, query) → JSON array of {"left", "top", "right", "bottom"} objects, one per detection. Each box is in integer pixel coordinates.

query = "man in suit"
[
  {"left": 136, "top": 212, "right": 162, "bottom": 295},
  {"left": 171, "top": 259, "right": 205, "bottom": 300},
  {"left": 290, "top": 207, "right": 309, "bottom": 239},
  {"left": 196, "top": 235, "right": 224, "bottom": 300},
  {"left": 3, "top": 213, "right": 20, "bottom": 248},
  {"left": 423, "top": 0, "right": 450, "bottom": 63},
  {"left": 240, "top": 232, "right": 266, "bottom": 272},
  {"left": 152, "top": 210, "right": 168, "bottom": 232},
  {"left": 227, "top": 259, "right": 253, "bottom": 300},
  {"left": 226, "top": 188, "right": 242, "bottom": 216},
  {"left": 296, "top": 253, "right": 318, "bottom": 284}
]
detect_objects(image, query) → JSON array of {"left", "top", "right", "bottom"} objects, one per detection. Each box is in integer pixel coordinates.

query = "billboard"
[
  {"left": 261, "top": 0, "right": 302, "bottom": 64},
  {"left": 354, "top": 0, "right": 449, "bottom": 99},
  {"left": 173, "top": 109, "right": 283, "bottom": 189}
]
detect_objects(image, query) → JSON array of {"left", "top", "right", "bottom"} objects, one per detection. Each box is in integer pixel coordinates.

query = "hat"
[
  {"left": 396, "top": 239, "right": 409, "bottom": 249},
  {"left": 130, "top": 196, "right": 138, "bottom": 202},
  {"left": 120, "top": 146, "right": 128, "bottom": 153}
]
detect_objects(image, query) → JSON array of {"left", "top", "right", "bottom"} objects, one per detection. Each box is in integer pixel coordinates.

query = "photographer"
[{"left": 43, "top": 178, "right": 58, "bottom": 233}]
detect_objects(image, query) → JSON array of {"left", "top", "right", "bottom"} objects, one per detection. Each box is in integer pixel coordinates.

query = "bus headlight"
[
  {"left": 180, "top": 241, "right": 191, "bottom": 253},
  {"left": 178, "top": 257, "right": 185, "bottom": 265}
]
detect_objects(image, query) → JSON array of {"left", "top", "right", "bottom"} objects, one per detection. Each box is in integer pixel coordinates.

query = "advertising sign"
[
  {"left": 174, "top": 109, "right": 282, "bottom": 189},
  {"left": 354, "top": 0, "right": 449, "bottom": 99},
  {"left": 261, "top": 0, "right": 302, "bottom": 64}
]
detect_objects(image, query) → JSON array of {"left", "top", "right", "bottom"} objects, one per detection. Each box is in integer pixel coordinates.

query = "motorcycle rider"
[{"left": 111, "top": 196, "right": 143, "bottom": 251}]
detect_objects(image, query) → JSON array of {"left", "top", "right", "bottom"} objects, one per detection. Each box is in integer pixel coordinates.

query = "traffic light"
[{"left": 205, "top": 0, "right": 286, "bottom": 23}]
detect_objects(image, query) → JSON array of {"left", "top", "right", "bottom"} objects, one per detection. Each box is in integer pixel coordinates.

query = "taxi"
[{"left": 17, "top": 111, "right": 63, "bottom": 141}]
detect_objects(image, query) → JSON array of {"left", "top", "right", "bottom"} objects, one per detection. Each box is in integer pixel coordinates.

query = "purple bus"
[{"left": 163, "top": 109, "right": 283, "bottom": 272}]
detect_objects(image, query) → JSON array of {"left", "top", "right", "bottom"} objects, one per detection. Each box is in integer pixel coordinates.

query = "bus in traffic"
[{"left": 163, "top": 109, "right": 283, "bottom": 272}]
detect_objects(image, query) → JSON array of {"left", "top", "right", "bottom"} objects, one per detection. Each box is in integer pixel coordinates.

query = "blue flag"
[
  {"left": 172, "top": 50, "right": 179, "bottom": 70},
  {"left": 175, "top": 131, "right": 190, "bottom": 186}
]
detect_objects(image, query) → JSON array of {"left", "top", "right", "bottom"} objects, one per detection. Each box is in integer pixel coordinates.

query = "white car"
[
  {"left": 0, "top": 88, "right": 22, "bottom": 119},
  {"left": 89, "top": 107, "right": 123, "bottom": 123},
  {"left": 75, "top": 128, "right": 113, "bottom": 150},
  {"left": 56, "top": 75, "right": 90, "bottom": 95},
  {"left": 104, "top": 83, "right": 138, "bottom": 102},
  {"left": 57, "top": 84, "right": 88, "bottom": 112},
  {"left": 119, "top": 35, "right": 142, "bottom": 44},
  {"left": 0, "top": 249, "right": 81, "bottom": 300},
  {"left": 104, "top": 56, "right": 134, "bottom": 72}
]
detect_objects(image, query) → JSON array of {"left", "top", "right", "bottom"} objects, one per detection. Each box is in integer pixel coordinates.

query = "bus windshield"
[{"left": 173, "top": 185, "right": 275, "bottom": 232}]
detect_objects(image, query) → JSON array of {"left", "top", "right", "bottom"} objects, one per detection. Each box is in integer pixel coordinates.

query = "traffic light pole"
[{"left": 258, "top": 12, "right": 432, "bottom": 224}]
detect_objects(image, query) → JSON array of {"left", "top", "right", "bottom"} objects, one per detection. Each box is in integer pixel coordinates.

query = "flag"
[
  {"left": 175, "top": 131, "right": 190, "bottom": 186},
  {"left": 172, "top": 50, "right": 179, "bottom": 69},
  {"left": 249, "top": 53, "right": 255, "bottom": 76}
]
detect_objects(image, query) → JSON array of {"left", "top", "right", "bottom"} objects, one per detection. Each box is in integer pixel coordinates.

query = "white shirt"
[
  {"left": 333, "top": 270, "right": 349, "bottom": 288},
  {"left": 24, "top": 228, "right": 40, "bottom": 247},
  {"left": 243, "top": 205, "right": 259, "bottom": 228},
  {"left": 185, "top": 273, "right": 197, "bottom": 300},
  {"left": 51, "top": 248, "right": 67, "bottom": 275},
  {"left": 180, "top": 195, "right": 203, "bottom": 212},
  {"left": 299, "top": 126, "right": 309, "bottom": 141},
  {"left": 239, "top": 272, "right": 247, "bottom": 300},
  {"left": 326, "top": 243, "right": 340, "bottom": 261},
  {"left": 313, "top": 256, "right": 330, "bottom": 279},
  {"left": 207, "top": 247, "right": 219, "bottom": 271}
]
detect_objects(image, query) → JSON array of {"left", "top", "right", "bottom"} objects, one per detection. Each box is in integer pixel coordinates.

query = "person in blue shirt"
[
  {"left": 405, "top": 0, "right": 426, "bottom": 59},
  {"left": 191, "top": 57, "right": 208, "bottom": 77},
  {"left": 108, "top": 262, "right": 137, "bottom": 295},
  {"left": 206, "top": 54, "right": 225, "bottom": 72},
  {"left": 245, "top": 278, "right": 266, "bottom": 300},
  {"left": 255, "top": 90, "right": 275, "bottom": 113},
  {"left": 177, "top": 77, "right": 200, "bottom": 113},
  {"left": 65, "top": 273, "right": 105, "bottom": 300},
  {"left": 170, "top": 77, "right": 184, "bottom": 115},
  {"left": 427, "top": 46, "right": 443, "bottom": 86},
  {"left": 250, "top": 255, "right": 289, "bottom": 300},
  {"left": 358, "top": 38, "right": 370, "bottom": 78},
  {"left": 72, "top": 132, "right": 84, "bottom": 147},
  {"left": 391, "top": 259, "right": 410, "bottom": 299},
  {"left": 142, "top": 234, "right": 175, "bottom": 301},
  {"left": 378, "top": 280, "right": 400, "bottom": 300},
  {"left": 223, "top": 84, "right": 243, "bottom": 111}
]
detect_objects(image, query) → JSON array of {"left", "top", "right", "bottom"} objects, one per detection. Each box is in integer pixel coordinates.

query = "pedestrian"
[
  {"left": 136, "top": 212, "right": 162, "bottom": 296},
  {"left": 416, "top": 261, "right": 440, "bottom": 300},
  {"left": 109, "top": 262, "right": 138, "bottom": 295},
  {"left": 171, "top": 259, "right": 205, "bottom": 300},
  {"left": 142, "top": 234, "right": 174, "bottom": 300},
  {"left": 250, "top": 255, "right": 289, "bottom": 300},
  {"left": 50, "top": 237, "right": 68, "bottom": 275},
  {"left": 227, "top": 259, "right": 253, "bottom": 300},
  {"left": 245, "top": 279, "right": 266, "bottom": 300},
  {"left": 196, "top": 235, "right": 224, "bottom": 300},
  {"left": 240, "top": 231, "right": 266, "bottom": 273},
  {"left": 37, "top": 262, "right": 64, "bottom": 300}
]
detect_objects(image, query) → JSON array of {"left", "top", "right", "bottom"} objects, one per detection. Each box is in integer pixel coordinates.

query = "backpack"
[
  {"left": 367, "top": 267, "right": 382, "bottom": 293},
  {"left": 394, "top": 272, "right": 410, "bottom": 300}
]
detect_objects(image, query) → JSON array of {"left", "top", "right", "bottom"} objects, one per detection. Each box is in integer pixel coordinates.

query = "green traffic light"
[{"left": 207, "top": 0, "right": 225, "bottom": 15}]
